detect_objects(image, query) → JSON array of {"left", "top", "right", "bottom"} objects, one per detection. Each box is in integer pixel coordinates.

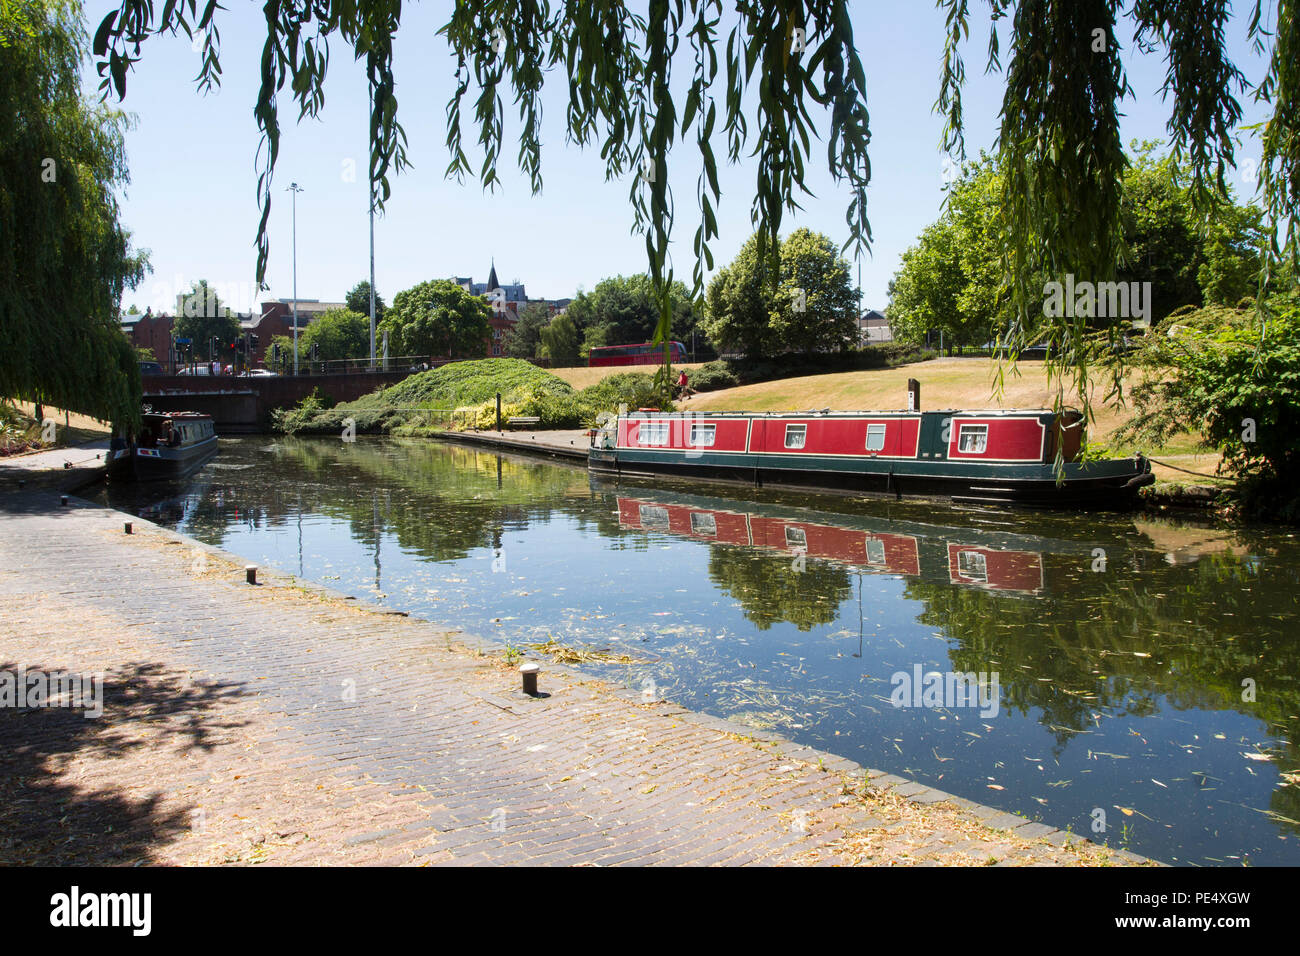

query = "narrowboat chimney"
[{"left": 907, "top": 379, "right": 920, "bottom": 412}]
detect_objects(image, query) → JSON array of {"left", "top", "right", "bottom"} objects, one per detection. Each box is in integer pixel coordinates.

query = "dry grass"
[
  {"left": 799, "top": 784, "right": 1148, "bottom": 867},
  {"left": 7, "top": 401, "right": 111, "bottom": 447}
]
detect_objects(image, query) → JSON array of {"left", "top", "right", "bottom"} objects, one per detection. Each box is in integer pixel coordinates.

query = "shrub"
[{"left": 1119, "top": 295, "right": 1300, "bottom": 521}]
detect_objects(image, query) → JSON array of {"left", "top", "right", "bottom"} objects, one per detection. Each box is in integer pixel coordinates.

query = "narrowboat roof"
[{"left": 621, "top": 408, "right": 1062, "bottom": 418}]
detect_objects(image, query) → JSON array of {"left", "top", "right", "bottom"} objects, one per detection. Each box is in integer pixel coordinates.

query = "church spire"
[{"left": 487, "top": 258, "right": 499, "bottom": 292}]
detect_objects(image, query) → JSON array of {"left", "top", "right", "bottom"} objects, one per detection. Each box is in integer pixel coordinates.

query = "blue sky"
[{"left": 87, "top": 1, "right": 1276, "bottom": 317}]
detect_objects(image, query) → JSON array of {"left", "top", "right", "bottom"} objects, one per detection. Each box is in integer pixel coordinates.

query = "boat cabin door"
[{"left": 918, "top": 412, "right": 952, "bottom": 461}]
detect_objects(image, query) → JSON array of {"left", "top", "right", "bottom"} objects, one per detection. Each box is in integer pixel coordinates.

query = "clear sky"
[{"left": 86, "top": 1, "right": 1276, "bottom": 318}]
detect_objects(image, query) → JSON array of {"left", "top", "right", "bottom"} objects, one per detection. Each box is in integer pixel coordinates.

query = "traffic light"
[
  {"left": 309, "top": 342, "right": 320, "bottom": 362},
  {"left": 249, "top": 333, "right": 259, "bottom": 349}
]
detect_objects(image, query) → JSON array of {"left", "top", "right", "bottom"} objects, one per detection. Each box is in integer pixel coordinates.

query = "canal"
[{"left": 93, "top": 435, "right": 1300, "bottom": 865}]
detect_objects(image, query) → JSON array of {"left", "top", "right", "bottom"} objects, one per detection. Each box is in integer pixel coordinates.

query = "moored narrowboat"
[
  {"left": 107, "top": 409, "right": 218, "bottom": 481},
  {"left": 589, "top": 406, "right": 1153, "bottom": 507}
]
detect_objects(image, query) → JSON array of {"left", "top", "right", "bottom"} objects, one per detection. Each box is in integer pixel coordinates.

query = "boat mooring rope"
[{"left": 1142, "top": 455, "right": 1234, "bottom": 482}]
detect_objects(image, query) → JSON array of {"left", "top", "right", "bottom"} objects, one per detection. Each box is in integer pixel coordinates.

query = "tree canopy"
[
  {"left": 345, "top": 280, "right": 386, "bottom": 321},
  {"left": 703, "top": 228, "right": 858, "bottom": 356},
  {"left": 380, "top": 280, "right": 491, "bottom": 361},
  {"left": 2, "top": 0, "right": 149, "bottom": 426},
  {"left": 537, "top": 312, "right": 581, "bottom": 367},
  {"left": 564, "top": 274, "right": 701, "bottom": 355},
  {"left": 273, "top": 307, "right": 371, "bottom": 364},
  {"left": 503, "top": 301, "right": 550, "bottom": 359},
  {"left": 888, "top": 145, "right": 1272, "bottom": 353},
  {"left": 89, "top": 0, "right": 1300, "bottom": 415},
  {"left": 173, "top": 279, "right": 239, "bottom": 360}
]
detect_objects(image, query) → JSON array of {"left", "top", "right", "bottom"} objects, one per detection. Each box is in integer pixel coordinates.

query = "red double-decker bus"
[{"left": 588, "top": 341, "right": 687, "bottom": 367}]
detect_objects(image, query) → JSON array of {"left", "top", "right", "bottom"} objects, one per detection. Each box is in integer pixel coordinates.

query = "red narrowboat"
[{"left": 589, "top": 407, "right": 1152, "bottom": 507}]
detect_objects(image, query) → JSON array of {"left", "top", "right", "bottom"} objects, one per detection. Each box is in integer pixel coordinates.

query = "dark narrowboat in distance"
[
  {"left": 589, "top": 401, "right": 1153, "bottom": 508},
  {"left": 107, "top": 408, "right": 218, "bottom": 481}
]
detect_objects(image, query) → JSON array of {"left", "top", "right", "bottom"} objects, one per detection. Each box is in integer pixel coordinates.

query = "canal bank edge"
[{"left": 3, "top": 483, "right": 1154, "bottom": 865}]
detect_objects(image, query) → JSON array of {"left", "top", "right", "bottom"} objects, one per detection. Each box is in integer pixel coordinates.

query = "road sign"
[{"left": 175, "top": 337, "right": 192, "bottom": 344}]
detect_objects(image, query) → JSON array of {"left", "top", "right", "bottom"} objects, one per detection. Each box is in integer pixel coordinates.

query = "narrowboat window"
[
  {"left": 689, "top": 423, "right": 716, "bottom": 447},
  {"left": 784, "top": 424, "right": 807, "bottom": 449},
  {"left": 639, "top": 505, "right": 670, "bottom": 530},
  {"left": 865, "top": 538, "right": 886, "bottom": 565},
  {"left": 865, "top": 423, "right": 887, "bottom": 452},
  {"left": 957, "top": 423, "right": 989, "bottom": 453},
  {"left": 957, "top": 550, "right": 988, "bottom": 582},
  {"left": 637, "top": 420, "right": 670, "bottom": 446},
  {"left": 785, "top": 527, "right": 808, "bottom": 550},
  {"left": 689, "top": 512, "right": 717, "bottom": 536}
]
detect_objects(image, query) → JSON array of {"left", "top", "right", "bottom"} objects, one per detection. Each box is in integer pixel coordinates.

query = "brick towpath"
[{"left": 0, "top": 486, "right": 1150, "bottom": 866}]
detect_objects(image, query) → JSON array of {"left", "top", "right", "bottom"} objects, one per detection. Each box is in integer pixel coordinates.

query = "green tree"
[
  {"left": 504, "top": 301, "right": 549, "bottom": 359},
  {"left": 771, "top": 228, "right": 859, "bottom": 353},
  {"left": 538, "top": 312, "right": 581, "bottom": 367},
  {"left": 345, "top": 280, "right": 386, "bottom": 322},
  {"left": 173, "top": 280, "right": 240, "bottom": 361},
  {"left": 1, "top": 0, "right": 149, "bottom": 426},
  {"left": 887, "top": 155, "right": 1005, "bottom": 351},
  {"left": 381, "top": 280, "right": 490, "bottom": 360},
  {"left": 1118, "top": 294, "right": 1300, "bottom": 520},
  {"left": 703, "top": 229, "right": 858, "bottom": 356},
  {"left": 298, "top": 307, "right": 371, "bottom": 362},
  {"left": 564, "top": 275, "right": 701, "bottom": 350},
  {"left": 888, "top": 145, "right": 1272, "bottom": 352},
  {"left": 92, "top": 2, "right": 1300, "bottom": 418}
]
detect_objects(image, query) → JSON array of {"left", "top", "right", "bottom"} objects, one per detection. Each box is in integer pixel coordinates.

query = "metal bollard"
[
  {"left": 124, "top": 522, "right": 133, "bottom": 534},
  {"left": 245, "top": 565, "right": 257, "bottom": 585},
  {"left": 59, "top": 495, "right": 68, "bottom": 506},
  {"left": 519, "top": 661, "right": 540, "bottom": 696}
]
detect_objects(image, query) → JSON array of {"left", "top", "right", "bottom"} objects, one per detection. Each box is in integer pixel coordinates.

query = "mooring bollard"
[
  {"left": 520, "top": 661, "right": 540, "bottom": 696},
  {"left": 59, "top": 495, "right": 68, "bottom": 506},
  {"left": 245, "top": 565, "right": 258, "bottom": 585},
  {"left": 124, "top": 521, "right": 133, "bottom": 535}
]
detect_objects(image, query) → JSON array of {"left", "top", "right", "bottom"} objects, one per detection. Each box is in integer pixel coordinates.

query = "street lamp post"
[
  {"left": 368, "top": 83, "right": 377, "bottom": 368},
  {"left": 287, "top": 182, "right": 304, "bottom": 375}
]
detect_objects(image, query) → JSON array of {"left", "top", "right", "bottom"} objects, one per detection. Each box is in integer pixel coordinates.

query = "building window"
[
  {"left": 865, "top": 423, "right": 887, "bottom": 452},
  {"left": 637, "top": 420, "right": 670, "bottom": 446},
  {"left": 688, "top": 423, "right": 716, "bottom": 447},
  {"left": 784, "top": 424, "right": 807, "bottom": 449},
  {"left": 957, "top": 424, "right": 989, "bottom": 454}
]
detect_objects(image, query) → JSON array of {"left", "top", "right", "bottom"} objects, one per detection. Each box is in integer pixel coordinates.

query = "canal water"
[{"left": 93, "top": 436, "right": 1300, "bottom": 865}]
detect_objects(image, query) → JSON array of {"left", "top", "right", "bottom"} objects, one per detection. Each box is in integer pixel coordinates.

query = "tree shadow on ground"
[{"left": 0, "top": 660, "right": 249, "bottom": 865}]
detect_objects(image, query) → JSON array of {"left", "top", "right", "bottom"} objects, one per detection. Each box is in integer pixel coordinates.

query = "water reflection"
[{"left": 95, "top": 435, "right": 1300, "bottom": 865}]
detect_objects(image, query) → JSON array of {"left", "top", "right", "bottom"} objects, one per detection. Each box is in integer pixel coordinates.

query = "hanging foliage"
[{"left": 2, "top": 0, "right": 148, "bottom": 427}]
